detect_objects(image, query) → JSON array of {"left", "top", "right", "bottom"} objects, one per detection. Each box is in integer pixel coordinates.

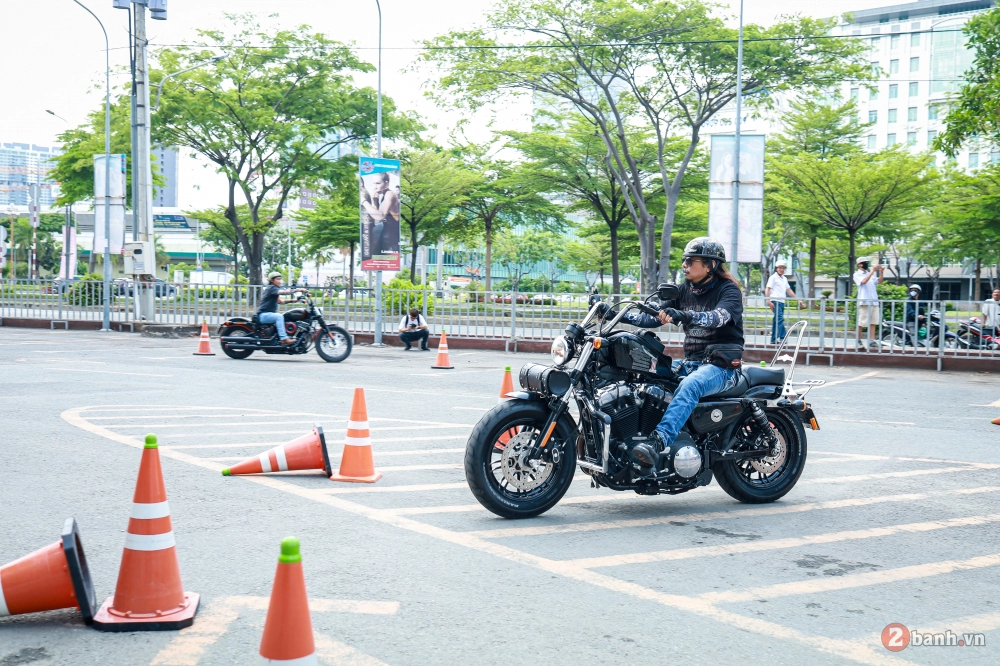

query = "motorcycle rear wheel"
[
  {"left": 464, "top": 400, "right": 577, "bottom": 519},
  {"left": 219, "top": 326, "right": 254, "bottom": 359},
  {"left": 712, "top": 408, "right": 807, "bottom": 504}
]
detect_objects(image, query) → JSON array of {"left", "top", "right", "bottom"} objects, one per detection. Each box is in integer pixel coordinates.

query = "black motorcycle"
[
  {"left": 956, "top": 317, "right": 1000, "bottom": 350},
  {"left": 217, "top": 293, "right": 352, "bottom": 363},
  {"left": 881, "top": 310, "right": 959, "bottom": 350},
  {"left": 464, "top": 285, "right": 822, "bottom": 519}
]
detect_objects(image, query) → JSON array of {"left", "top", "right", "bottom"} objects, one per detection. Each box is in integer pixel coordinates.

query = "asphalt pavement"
[{"left": 0, "top": 327, "right": 998, "bottom": 666}]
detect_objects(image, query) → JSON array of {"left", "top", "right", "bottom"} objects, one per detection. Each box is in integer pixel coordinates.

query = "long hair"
[{"left": 713, "top": 261, "right": 741, "bottom": 289}]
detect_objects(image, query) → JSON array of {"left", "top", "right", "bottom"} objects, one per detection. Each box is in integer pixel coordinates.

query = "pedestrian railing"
[{"left": 2, "top": 279, "right": 998, "bottom": 362}]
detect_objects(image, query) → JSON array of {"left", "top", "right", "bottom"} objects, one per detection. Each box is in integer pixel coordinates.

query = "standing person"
[
  {"left": 398, "top": 307, "right": 430, "bottom": 351},
  {"left": 853, "top": 258, "right": 884, "bottom": 350},
  {"left": 257, "top": 271, "right": 306, "bottom": 345},
  {"left": 764, "top": 260, "right": 801, "bottom": 345},
  {"left": 983, "top": 288, "right": 1000, "bottom": 336}
]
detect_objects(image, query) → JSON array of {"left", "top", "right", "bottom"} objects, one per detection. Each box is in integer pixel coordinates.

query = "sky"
[{"left": 0, "top": 0, "right": 897, "bottom": 209}]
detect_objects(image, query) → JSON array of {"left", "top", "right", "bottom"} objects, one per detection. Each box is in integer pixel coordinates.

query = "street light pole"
[
  {"left": 373, "top": 0, "right": 385, "bottom": 346},
  {"left": 730, "top": 0, "right": 744, "bottom": 283},
  {"left": 73, "top": 0, "right": 112, "bottom": 331}
]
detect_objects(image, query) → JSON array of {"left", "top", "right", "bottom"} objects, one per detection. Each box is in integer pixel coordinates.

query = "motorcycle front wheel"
[
  {"left": 712, "top": 408, "right": 807, "bottom": 504},
  {"left": 464, "top": 400, "right": 577, "bottom": 519},
  {"left": 316, "top": 325, "right": 352, "bottom": 363}
]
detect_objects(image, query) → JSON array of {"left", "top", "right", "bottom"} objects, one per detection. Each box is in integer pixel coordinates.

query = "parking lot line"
[
  {"left": 805, "top": 465, "right": 1000, "bottom": 484},
  {"left": 564, "top": 514, "right": 1000, "bottom": 569},
  {"left": 322, "top": 482, "right": 470, "bottom": 495},
  {"left": 163, "top": 442, "right": 468, "bottom": 451},
  {"left": 461, "top": 486, "right": 1000, "bottom": 539},
  {"left": 700, "top": 552, "right": 1000, "bottom": 604},
  {"left": 103, "top": 421, "right": 474, "bottom": 430}
]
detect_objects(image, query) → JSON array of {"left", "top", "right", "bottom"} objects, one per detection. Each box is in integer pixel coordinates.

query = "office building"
[
  {"left": 0, "top": 142, "right": 61, "bottom": 207},
  {"left": 152, "top": 147, "right": 179, "bottom": 207}
]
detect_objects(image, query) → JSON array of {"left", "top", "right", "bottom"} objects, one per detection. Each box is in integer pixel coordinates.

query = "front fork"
[{"left": 527, "top": 340, "right": 595, "bottom": 464}]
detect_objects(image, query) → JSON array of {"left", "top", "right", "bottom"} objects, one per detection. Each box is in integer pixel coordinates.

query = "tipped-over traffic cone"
[
  {"left": 993, "top": 417, "right": 1000, "bottom": 425},
  {"left": 431, "top": 330, "right": 453, "bottom": 369},
  {"left": 92, "top": 434, "right": 199, "bottom": 631},
  {"left": 259, "top": 538, "right": 315, "bottom": 665},
  {"left": 222, "top": 426, "right": 332, "bottom": 477},
  {"left": 0, "top": 518, "right": 96, "bottom": 624},
  {"left": 193, "top": 321, "right": 215, "bottom": 356},
  {"left": 330, "top": 389, "right": 382, "bottom": 483},
  {"left": 498, "top": 365, "right": 514, "bottom": 403}
]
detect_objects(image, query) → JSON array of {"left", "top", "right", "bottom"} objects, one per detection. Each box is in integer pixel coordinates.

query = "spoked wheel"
[
  {"left": 713, "top": 408, "right": 806, "bottom": 504},
  {"left": 219, "top": 327, "right": 254, "bottom": 360},
  {"left": 881, "top": 330, "right": 908, "bottom": 348},
  {"left": 465, "top": 400, "right": 577, "bottom": 519},
  {"left": 316, "top": 325, "right": 352, "bottom": 363}
]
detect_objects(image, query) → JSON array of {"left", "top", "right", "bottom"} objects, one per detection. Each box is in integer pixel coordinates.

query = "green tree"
[
  {"left": 423, "top": 0, "right": 868, "bottom": 288},
  {"left": 769, "top": 148, "right": 936, "bottom": 280},
  {"left": 768, "top": 96, "right": 871, "bottom": 295},
  {"left": 152, "top": 14, "right": 412, "bottom": 285},
  {"left": 505, "top": 113, "right": 657, "bottom": 293},
  {"left": 185, "top": 205, "right": 246, "bottom": 278},
  {"left": 296, "top": 184, "right": 362, "bottom": 291},
  {"left": 492, "top": 229, "right": 558, "bottom": 292},
  {"left": 937, "top": 7, "right": 1000, "bottom": 156},
  {"left": 397, "top": 149, "right": 478, "bottom": 283},
  {"left": 453, "top": 146, "right": 563, "bottom": 290}
]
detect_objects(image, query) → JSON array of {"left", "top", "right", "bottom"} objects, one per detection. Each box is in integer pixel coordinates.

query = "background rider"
[{"left": 257, "top": 271, "right": 307, "bottom": 345}]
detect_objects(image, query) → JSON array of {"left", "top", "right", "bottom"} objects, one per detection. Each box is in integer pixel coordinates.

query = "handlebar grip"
[{"left": 637, "top": 303, "right": 661, "bottom": 317}]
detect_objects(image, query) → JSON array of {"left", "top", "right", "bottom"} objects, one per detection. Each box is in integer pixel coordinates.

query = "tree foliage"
[
  {"left": 422, "top": 0, "right": 868, "bottom": 289},
  {"left": 152, "top": 14, "right": 413, "bottom": 284}
]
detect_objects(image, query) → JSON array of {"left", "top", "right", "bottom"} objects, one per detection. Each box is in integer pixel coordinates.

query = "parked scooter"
[
  {"left": 881, "top": 310, "right": 959, "bottom": 349},
  {"left": 957, "top": 317, "right": 1000, "bottom": 350}
]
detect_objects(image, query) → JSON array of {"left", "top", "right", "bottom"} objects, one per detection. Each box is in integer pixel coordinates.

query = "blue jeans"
[
  {"left": 258, "top": 312, "right": 288, "bottom": 340},
  {"left": 770, "top": 301, "right": 786, "bottom": 343},
  {"left": 655, "top": 360, "right": 741, "bottom": 446}
]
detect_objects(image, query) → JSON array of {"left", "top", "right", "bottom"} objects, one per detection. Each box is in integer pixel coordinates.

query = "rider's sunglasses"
[{"left": 681, "top": 257, "right": 701, "bottom": 267}]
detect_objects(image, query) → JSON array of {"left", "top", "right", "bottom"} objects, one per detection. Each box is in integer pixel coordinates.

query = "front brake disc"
[{"left": 501, "top": 431, "right": 553, "bottom": 492}]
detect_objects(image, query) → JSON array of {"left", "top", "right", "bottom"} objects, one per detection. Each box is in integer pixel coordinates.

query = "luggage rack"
[{"left": 768, "top": 320, "right": 826, "bottom": 399}]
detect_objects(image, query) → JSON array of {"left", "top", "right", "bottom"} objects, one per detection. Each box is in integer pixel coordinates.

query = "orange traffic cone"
[
  {"left": 92, "top": 434, "right": 199, "bottom": 631},
  {"left": 222, "top": 426, "right": 332, "bottom": 477},
  {"left": 259, "top": 538, "right": 315, "bottom": 664},
  {"left": 0, "top": 518, "right": 96, "bottom": 624},
  {"left": 498, "top": 365, "right": 514, "bottom": 403},
  {"left": 431, "top": 330, "right": 453, "bottom": 369},
  {"left": 993, "top": 417, "right": 1000, "bottom": 425},
  {"left": 330, "top": 389, "right": 382, "bottom": 483},
  {"left": 193, "top": 321, "right": 215, "bottom": 356}
]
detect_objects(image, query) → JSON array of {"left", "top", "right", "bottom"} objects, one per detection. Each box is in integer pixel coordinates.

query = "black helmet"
[{"left": 683, "top": 237, "right": 727, "bottom": 263}]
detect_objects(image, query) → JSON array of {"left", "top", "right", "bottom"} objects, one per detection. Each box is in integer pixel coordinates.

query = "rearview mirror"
[{"left": 657, "top": 283, "right": 679, "bottom": 301}]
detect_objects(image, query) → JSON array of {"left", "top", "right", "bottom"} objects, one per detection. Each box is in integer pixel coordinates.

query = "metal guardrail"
[{"left": 2, "top": 279, "right": 998, "bottom": 363}]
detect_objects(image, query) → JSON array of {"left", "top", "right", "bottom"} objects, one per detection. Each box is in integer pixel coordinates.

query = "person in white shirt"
[
  {"left": 853, "top": 258, "right": 884, "bottom": 349},
  {"left": 983, "top": 288, "right": 1000, "bottom": 335},
  {"left": 764, "top": 260, "right": 801, "bottom": 344},
  {"left": 398, "top": 308, "right": 430, "bottom": 351}
]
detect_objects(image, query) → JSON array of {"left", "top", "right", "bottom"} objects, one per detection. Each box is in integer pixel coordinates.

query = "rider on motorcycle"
[
  {"left": 258, "top": 271, "right": 307, "bottom": 345},
  {"left": 904, "top": 284, "right": 925, "bottom": 337},
  {"left": 618, "top": 237, "right": 745, "bottom": 467}
]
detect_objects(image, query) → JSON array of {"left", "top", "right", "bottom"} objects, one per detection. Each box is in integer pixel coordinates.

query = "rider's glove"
[
  {"left": 663, "top": 308, "right": 692, "bottom": 326},
  {"left": 595, "top": 302, "right": 610, "bottom": 317}
]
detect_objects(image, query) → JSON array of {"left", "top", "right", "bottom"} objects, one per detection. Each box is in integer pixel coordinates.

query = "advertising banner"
[
  {"left": 708, "top": 135, "right": 765, "bottom": 264},
  {"left": 59, "top": 227, "right": 77, "bottom": 280},
  {"left": 359, "top": 156, "right": 401, "bottom": 271},
  {"left": 93, "top": 154, "right": 127, "bottom": 255}
]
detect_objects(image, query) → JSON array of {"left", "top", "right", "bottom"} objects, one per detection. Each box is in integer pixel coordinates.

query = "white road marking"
[
  {"left": 462, "top": 487, "right": 1000, "bottom": 539},
  {"left": 321, "top": 482, "right": 470, "bottom": 495},
  {"left": 700, "top": 552, "right": 1000, "bottom": 604},
  {"left": 805, "top": 465, "right": 1000, "bottom": 484},
  {"left": 824, "top": 418, "right": 915, "bottom": 425},
  {"left": 314, "top": 633, "right": 390, "bottom": 666},
  {"left": 60, "top": 407, "right": 953, "bottom": 666},
  {"left": 50, "top": 368, "right": 173, "bottom": 377},
  {"left": 148, "top": 595, "right": 397, "bottom": 666},
  {"left": 163, "top": 442, "right": 468, "bottom": 451},
  {"left": 453, "top": 406, "right": 489, "bottom": 411},
  {"left": 104, "top": 421, "right": 473, "bottom": 430},
  {"left": 367, "top": 464, "right": 463, "bottom": 472},
  {"left": 565, "top": 514, "right": 1000, "bottom": 569},
  {"left": 813, "top": 370, "right": 880, "bottom": 388}
]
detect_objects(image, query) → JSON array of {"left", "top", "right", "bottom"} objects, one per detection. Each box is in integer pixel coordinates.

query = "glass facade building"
[{"left": 0, "top": 142, "right": 61, "bottom": 207}]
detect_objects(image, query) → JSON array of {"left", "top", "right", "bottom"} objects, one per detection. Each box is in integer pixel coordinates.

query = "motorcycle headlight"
[{"left": 550, "top": 336, "right": 573, "bottom": 366}]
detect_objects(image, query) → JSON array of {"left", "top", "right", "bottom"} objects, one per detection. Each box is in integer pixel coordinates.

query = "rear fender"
[{"left": 218, "top": 318, "right": 252, "bottom": 336}]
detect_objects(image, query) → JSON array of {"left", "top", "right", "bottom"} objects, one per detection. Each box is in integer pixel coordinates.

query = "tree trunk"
[
  {"left": 409, "top": 223, "right": 418, "bottom": 284},
  {"left": 610, "top": 224, "right": 620, "bottom": 294},
  {"left": 847, "top": 228, "right": 857, "bottom": 295},
  {"left": 974, "top": 257, "right": 982, "bottom": 302},
  {"left": 484, "top": 219, "right": 493, "bottom": 291},
  {"left": 642, "top": 214, "right": 657, "bottom": 292},
  {"left": 808, "top": 234, "right": 817, "bottom": 301}
]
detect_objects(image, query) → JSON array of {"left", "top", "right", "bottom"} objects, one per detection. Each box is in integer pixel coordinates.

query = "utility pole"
[
  {"left": 135, "top": 3, "right": 156, "bottom": 319},
  {"left": 372, "top": 0, "right": 385, "bottom": 346},
  {"left": 730, "top": 0, "right": 745, "bottom": 280}
]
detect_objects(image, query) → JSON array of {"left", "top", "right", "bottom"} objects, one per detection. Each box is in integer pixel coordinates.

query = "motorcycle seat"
[
  {"left": 744, "top": 366, "right": 785, "bottom": 387},
  {"left": 698, "top": 366, "right": 785, "bottom": 401}
]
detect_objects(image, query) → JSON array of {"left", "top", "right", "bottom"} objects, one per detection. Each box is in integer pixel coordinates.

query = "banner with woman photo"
[{"left": 359, "top": 156, "right": 401, "bottom": 271}]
